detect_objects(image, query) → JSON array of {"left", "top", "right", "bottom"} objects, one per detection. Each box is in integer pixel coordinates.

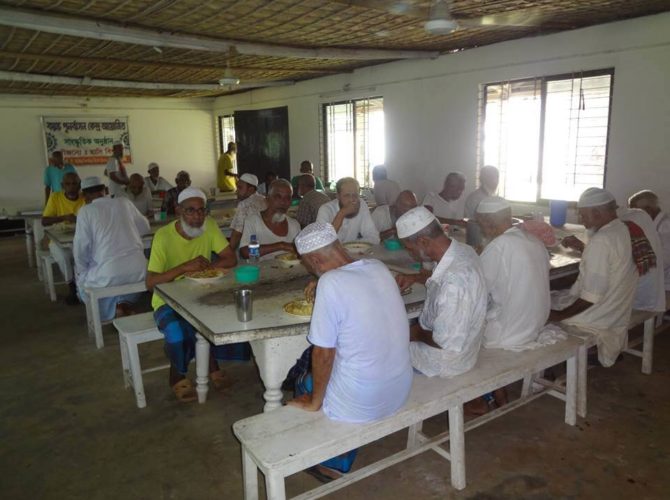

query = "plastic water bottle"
[{"left": 248, "top": 234, "right": 260, "bottom": 264}]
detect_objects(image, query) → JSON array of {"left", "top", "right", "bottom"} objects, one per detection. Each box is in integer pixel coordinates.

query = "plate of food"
[
  {"left": 275, "top": 252, "right": 301, "bottom": 268},
  {"left": 343, "top": 241, "right": 373, "bottom": 255},
  {"left": 185, "top": 268, "right": 227, "bottom": 284},
  {"left": 283, "top": 299, "right": 313, "bottom": 318}
]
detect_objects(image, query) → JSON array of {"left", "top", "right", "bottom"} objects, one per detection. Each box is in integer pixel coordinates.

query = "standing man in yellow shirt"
[
  {"left": 42, "top": 172, "right": 86, "bottom": 304},
  {"left": 217, "top": 142, "right": 238, "bottom": 192}
]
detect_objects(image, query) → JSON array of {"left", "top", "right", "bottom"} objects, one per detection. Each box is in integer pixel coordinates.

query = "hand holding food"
[
  {"left": 181, "top": 256, "right": 211, "bottom": 274},
  {"left": 561, "top": 235, "right": 584, "bottom": 252},
  {"left": 304, "top": 280, "right": 317, "bottom": 303},
  {"left": 395, "top": 273, "right": 416, "bottom": 291}
]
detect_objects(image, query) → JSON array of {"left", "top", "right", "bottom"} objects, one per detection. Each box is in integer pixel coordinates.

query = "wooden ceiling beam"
[
  {"left": 0, "top": 49, "right": 345, "bottom": 74},
  {"left": 0, "top": 6, "right": 440, "bottom": 60}
]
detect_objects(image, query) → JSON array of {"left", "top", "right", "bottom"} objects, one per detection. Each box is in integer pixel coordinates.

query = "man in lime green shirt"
[{"left": 146, "top": 187, "right": 242, "bottom": 402}]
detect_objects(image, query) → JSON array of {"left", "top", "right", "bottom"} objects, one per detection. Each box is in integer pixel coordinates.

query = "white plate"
[{"left": 344, "top": 242, "right": 372, "bottom": 254}]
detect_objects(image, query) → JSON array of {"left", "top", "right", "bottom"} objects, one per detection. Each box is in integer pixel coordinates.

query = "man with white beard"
[
  {"left": 146, "top": 187, "right": 241, "bottom": 402},
  {"left": 239, "top": 179, "right": 301, "bottom": 261}
]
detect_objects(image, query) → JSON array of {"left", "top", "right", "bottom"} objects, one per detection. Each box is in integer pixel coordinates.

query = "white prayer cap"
[
  {"left": 239, "top": 173, "right": 259, "bottom": 187},
  {"left": 81, "top": 176, "right": 105, "bottom": 190},
  {"left": 577, "top": 187, "right": 616, "bottom": 208},
  {"left": 396, "top": 206, "right": 437, "bottom": 239},
  {"left": 476, "top": 196, "right": 511, "bottom": 214},
  {"left": 147, "top": 162, "right": 159, "bottom": 172},
  {"left": 295, "top": 222, "right": 338, "bottom": 255},
  {"left": 177, "top": 187, "right": 207, "bottom": 204}
]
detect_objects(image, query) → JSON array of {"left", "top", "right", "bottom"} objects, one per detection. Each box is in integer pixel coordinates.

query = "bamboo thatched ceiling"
[{"left": 0, "top": 0, "right": 668, "bottom": 98}]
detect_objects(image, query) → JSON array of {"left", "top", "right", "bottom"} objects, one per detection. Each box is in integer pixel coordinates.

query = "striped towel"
[{"left": 623, "top": 220, "right": 656, "bottom": 276}]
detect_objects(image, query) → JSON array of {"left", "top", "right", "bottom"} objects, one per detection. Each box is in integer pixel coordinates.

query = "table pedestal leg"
[
  {"left": 195, "top": 333, "right": 210, "bottom": 404},
  {"left": 250, "top": 335, "right": 309, "bottom": 412}
]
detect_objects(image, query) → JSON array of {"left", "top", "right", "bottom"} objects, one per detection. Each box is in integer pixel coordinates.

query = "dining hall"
[{"left": 1, "top": 1, "right": 670, "bottom": 499}]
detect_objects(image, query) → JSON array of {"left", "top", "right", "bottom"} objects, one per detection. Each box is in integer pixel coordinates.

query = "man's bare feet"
[{"left": 464, "top": 397, "right": 490, "bottom": 416}]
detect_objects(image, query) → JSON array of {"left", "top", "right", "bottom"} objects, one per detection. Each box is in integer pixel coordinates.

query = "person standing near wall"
[
  {"left": 104, "top": 142, "right": 129, "bottom": 198},
  {"left": 217, "top": 142, "right": 238, "bottom": 192},
  {"left": 43, "top": 151, "right": 77, "bottom": 205}
]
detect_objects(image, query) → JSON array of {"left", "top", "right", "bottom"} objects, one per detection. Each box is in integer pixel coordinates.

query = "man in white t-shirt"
[
  {"left": 372, "top": 165, "right": 401, "bottom": 206},
  {"left": 121, "top": 174, "right": 153, "bottom": 216},
  {"left": 371, "top": 190, "right": 418, "bottom": 239},
  {"left": 229, "top": 173, "right": 267, "bottom": 250},
  {"left": 464, "top": 166, "right": 499, "bottom": 219},
  {"left": 145, "top": 163, "right": 173, "bottom": 194},
  {"left": 316, "top": 177, "right": 379, "bottom": 244},
  {"left": 629, "top": 190, "right": 670, "bottom": 292},
  {"left": 239, "top": 179, "right": 300, "bottom": 261},
  {"left": 104, "top": 142, "right": 129, "bottom": 198},
  {"left": 422, "top": 172, "right": 466, "bottom": 225}
]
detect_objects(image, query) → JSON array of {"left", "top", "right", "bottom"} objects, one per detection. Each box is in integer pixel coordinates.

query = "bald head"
[
  {"left": 61, "top": 172, "right": 81, "bottom": 197},
  {"left": 477, "top": 208, "right": 512, "bottom": 240},
  {"left": 128, "top": 173, "right": 145, "bottom": 195},
  {"left": 629, "top": 190, "right": 660, "bottom": 219},
  {"left": 479, "top": 166, "right": 499, "bottom": 194},
  {"left": 393, "top": 190, "right": 418, "bottom": 218}
]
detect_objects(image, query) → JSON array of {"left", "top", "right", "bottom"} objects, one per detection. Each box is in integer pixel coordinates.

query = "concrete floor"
[{"left": 1, "top": 235, "right": 669, "bottom": 500}]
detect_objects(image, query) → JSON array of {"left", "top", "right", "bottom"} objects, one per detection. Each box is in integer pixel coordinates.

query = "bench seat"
[{"left": 233, "top": 336, "right": 583, "bottom": 500}]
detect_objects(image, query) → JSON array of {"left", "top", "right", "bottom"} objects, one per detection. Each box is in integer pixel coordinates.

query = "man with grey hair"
[
  {"left": 395, "top": 206, "right": 487, "bottom": 378},
  {"left": 629, "top": 189, "right": 670, "bottom": 291},
  {"left": 465, "top": 166, "right": 499, "bottom": 219},
  {"left": 296, "top": 174, "right": 329, "bottom": 228},
  {"left": 422, "top": 172, "right": 467, "bottom": 225},
  {"left": 476, "top": 197, "right": 551, "bottom": 349},
  {"left": 316, "top": 177, "right": 379, "bottom": 244},
  {"left": 550, "top": 188, "right": 638, "bottom": 366},
  {"left": 122, "top": 173, "right": 153, "bottom": 216},
  {"left": 239, "top": 179, "right": 300, "bottom": 260}
]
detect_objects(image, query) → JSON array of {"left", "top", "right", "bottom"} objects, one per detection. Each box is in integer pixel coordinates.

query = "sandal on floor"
[
  {"left": 304, "top": 466, "right": 341, "bottom": 484},
  {"left": 209, "top": 369, "right": 234, "bottom": 392},
  {"left": 172, "top": 379, "right": 197, "bottom": 403}
]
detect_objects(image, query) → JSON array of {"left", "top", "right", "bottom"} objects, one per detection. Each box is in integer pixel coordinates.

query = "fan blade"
[{"left": 333, "top": 1, "right": 430, "bottom": 19}]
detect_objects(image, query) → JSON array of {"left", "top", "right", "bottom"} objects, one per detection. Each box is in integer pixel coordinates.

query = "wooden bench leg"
[
  {"left": 521, "top": 374, "right": 533, "bottom": 397},
  {"left": 241, "top": 447, "right": 259, "bottom": 500},
  {"left": 195, "top": 333, "right": 210, "bottom": 404},
  {"left": 448, "top": 405, "right": 466, "bottom": 490},
  {"left": 407, "top": 421, "right": 424, "bottom": 450},
  {"left": 126, "top": 335, "right": 147, "bottom": 409},
  {"left": 642, "top": 318, "right": 654, "bottom": 375},
  {"left": 118, "top": 332, "right": 131, "bottom": 389},
  {"left": 44, "top": 257, "right": 57, "bottom": 302},
  {"left": 264, "top": 470, "right": 286, "bottom": 500},
  {"left": 577, "top": 344, "right": 588, "bottom": 418},
  {"left": 565, "top": 354, "right": 577, "bottom": 426}
]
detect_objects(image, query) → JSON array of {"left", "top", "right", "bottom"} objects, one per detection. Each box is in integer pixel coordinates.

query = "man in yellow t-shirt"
[
  {"left": 146, "top": 187, "right": 244, "bottom": 402},
  {"left": 42, "top": 172, "right": 85, "bottom": 304},
  {"left": 217, "top": 142, "right": 237, "bottom": 192}
]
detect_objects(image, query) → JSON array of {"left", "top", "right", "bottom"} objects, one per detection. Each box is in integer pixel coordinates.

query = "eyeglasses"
[{"left": 182, "top": 207, "right": 207, "bottom": 216}]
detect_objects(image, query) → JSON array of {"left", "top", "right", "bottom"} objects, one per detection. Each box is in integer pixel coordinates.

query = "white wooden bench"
[
  {"left": 112, "top": 312, "right": 168, "bottom": 409},
  {"left": 86, "top": 282, "right": 147, "bottom": 349},
  {"left": 233, "top": 336, "right": 583, "bottom": 500},
  {"left": 623, "top": 309, "right": 663, "bottom": 375}
]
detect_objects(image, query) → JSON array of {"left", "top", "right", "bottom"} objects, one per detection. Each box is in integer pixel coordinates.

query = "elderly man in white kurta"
[
  {"left": 619, "top": 207, "right": 665, "bottom": 312},
  {"left": 239, "top": 179, "right": 300, "bottom": 261},
  {"left": 316, "top": 177, "right": 380, "bottom": 244},
  {"left": 422, "top": 172, "right": 466, "bottom": 225},
  {"left": 228, "top": 173, "right": 267, "bottom": 250},
  {"left": 550, "top": 188, "right": 638, "bottom": 367},
  {"left": 396, "top": 207, "right": 488, "bottom": 377},
  {"left": 476, "top": 197, "right": 551, "bottom": 349},
  {"left": 371, "top": 190, "right": 418, "bottom": 240},
  {"left": 629, "top": 190, "right": 670, "bottom": 292},
  {"left": 73, "top": 177, "right": 150, "bottom": 320}
]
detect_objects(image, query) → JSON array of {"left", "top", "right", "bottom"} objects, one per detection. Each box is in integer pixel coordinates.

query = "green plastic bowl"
[
  {"left": 235, "top": 265, "right": 260, "bottom": 284},
  {"left": 410, "top": 262, "right": 422, "bottom": 271},
  {"left": 383, "top": 238, "right": 402, "bottom": 251},
  {"left": 290, "top": 198, "right": 300, "bottom": 206}
]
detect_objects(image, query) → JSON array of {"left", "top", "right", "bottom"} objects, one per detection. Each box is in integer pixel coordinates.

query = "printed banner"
[{"left": 41, "top": 116, "right": 132, "bottom": 166}]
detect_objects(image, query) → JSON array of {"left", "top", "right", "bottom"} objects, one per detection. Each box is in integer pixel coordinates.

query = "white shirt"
[
  {"left": 464, "top": 187, "right": 494, "bottom": 219},
  {"left": 551, "top": 218, "right": 638, "bottom": 367},
  {"left": 371, "top": 205, "right": 394, "bottom": 233},
  {"left": 481, "top": 226, "right": 551, "bottom": 348},
  {"left": 230, "top": 192, "right": 267, "bottom": 233},
  {"left": 308, "top": 259, "right": 413, "bottom": 423},
  {"left": 144, "top": 176, "right": 173, "bottom": 192},
  {"left": 422, "top": 192, "right": 465, "bottom": 220},
  {"left": 239, "top": 213, "right": 300, "bottom": 261},
  {"left": 73, "top": 197, "right": 150, "bottom": 291},
  {"left": 654, "top": 211, "right": 670, "bottom": 290},
  {"left": 120, "top": 186, "right": 153, "bottom": 215},
  {"left": 373, "top": 179, "right": 401, "bottom": 206},
  {"left": 619, "top": 208, "right": 665, "bottom": 311},
  {"left": 316, "top": 198, "right": 380, "bottom": 245},
  {"left": 412, "top": 240, "right": 488, "bottom": 378},
  {"left": 105, "top": 156, "right": 128, "bottom": 198}
]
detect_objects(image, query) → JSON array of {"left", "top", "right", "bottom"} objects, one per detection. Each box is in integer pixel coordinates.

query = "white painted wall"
[
  {"left": 0, "top": 95, "right": 218, "bottom": 213},
  {"left": 212, "top": 13, "right": 670, "bottom": 216}
]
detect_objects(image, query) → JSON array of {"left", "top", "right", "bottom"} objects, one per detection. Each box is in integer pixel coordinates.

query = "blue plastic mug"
[{"left": 549, "top": 200, "right": 568, "bottom": 227}]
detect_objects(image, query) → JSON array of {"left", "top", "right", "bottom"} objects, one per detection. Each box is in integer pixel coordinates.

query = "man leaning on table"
[
  {"left": 42, "top": 171, "right": 85, "bottom": 305},
  {"left": 395, "top": 207, "right": 488, "bottom": 378},
  {"left": 316, "top": 177, "right": 379, "bottom": 245},
  {"left": 549, "top": 188, "right": 644, "bottom": 366},
  {"left": 239, "top": 179, "right": 300, "bottom": 261},
  {"left": 287, "top": 222, "right": 413, "bottom": 480},
  {"left": 146, "top": 187, "right": 246, "bottom": 402},
  {"left": 73, "top": 176, "right": 149, "bottom": 318}
]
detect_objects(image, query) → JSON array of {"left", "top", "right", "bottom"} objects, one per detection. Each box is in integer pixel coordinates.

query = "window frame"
[
  {"left": 479, "top": 68, "right": 615, "bottom": 204},
  {"left": 218, "top": 114, "right": 235, "bottom": 155}
]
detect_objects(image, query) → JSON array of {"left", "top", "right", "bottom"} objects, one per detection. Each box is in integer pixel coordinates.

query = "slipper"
[
  {"left": 172, "top": 379, "right": 197, "bottom": 403},
  {"left": 304, "top": 466, "right": 340, "bottom": 484},
  {"left": 209, "top": 369, "right": 234, "bottom": 392}
]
